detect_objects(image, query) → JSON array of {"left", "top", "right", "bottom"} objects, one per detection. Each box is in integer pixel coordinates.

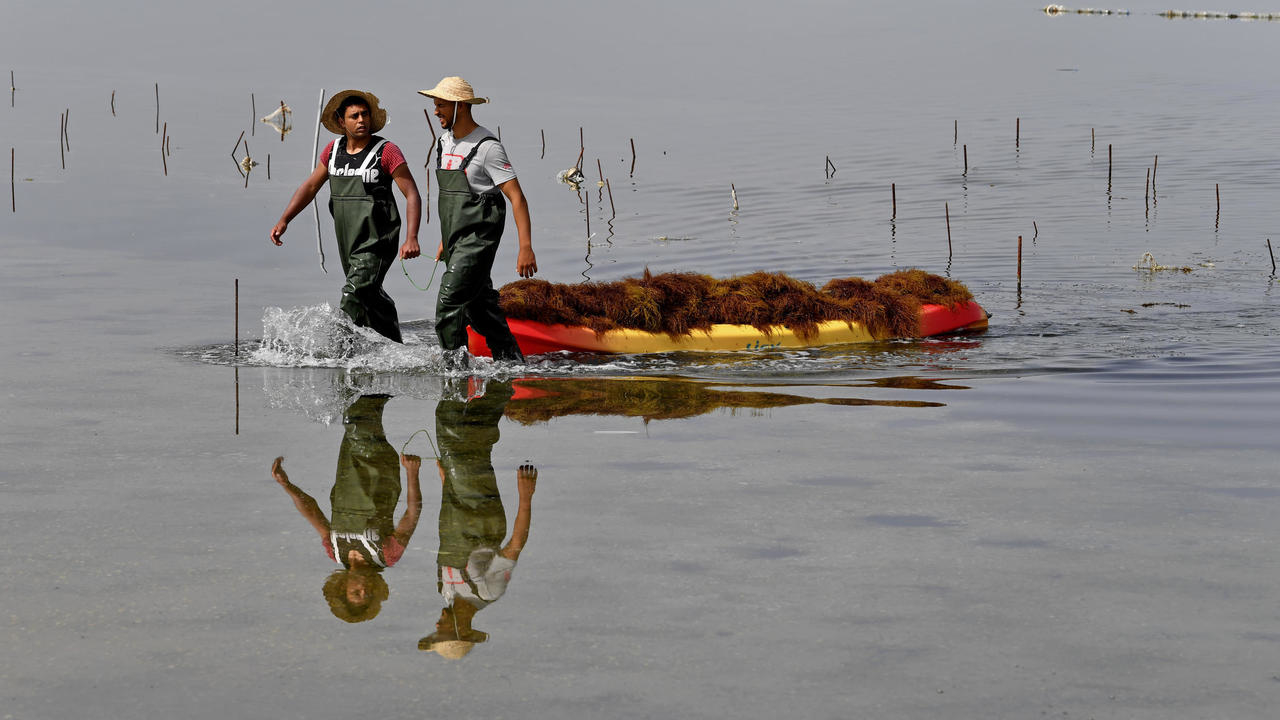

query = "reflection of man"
[
  {"left": 270, "top": 395, "right": 422, "bottom": 623},
  {"left": 419, "top": 380, "right": 537, "bottom": 658}
]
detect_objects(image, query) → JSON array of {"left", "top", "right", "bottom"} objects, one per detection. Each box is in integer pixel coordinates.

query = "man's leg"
[
  {"left": 435, "top": 234, "right": 501, "bottom": 352},
  {"left": 342, "top": 249, "right": 402, "bottom": 343}
]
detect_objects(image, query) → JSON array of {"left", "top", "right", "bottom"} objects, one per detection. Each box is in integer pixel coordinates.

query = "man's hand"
[
  {"left": 400, "top": 453, "right": 422, "bottom": 473},
  {"left": 400, "top": 237, "right": 421, "bottom": 260},
  {"left": 516, "top": 247, "right": 537, "bottom": 278},
  {"left": 270, "top": 220, "right": 288, "bottom": 246},
  {"left": 435, "top": 243, "right": 445, "bottom": 261},
  {"left": 271, "top": 456, "right": 289, "bottom": 485},
  {"left": 517, "top": 464, "right": 537, "bottom": 495}
]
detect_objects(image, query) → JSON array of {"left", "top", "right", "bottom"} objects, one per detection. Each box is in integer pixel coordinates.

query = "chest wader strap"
[
  {"left": 437, "top": 136, "right": 496, "bottom": 172},
  {"left": 329, "top": 137, "right": 388, "bottom": 182}
]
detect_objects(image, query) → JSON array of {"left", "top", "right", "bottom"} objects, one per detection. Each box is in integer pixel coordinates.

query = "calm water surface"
[{"left": 3, "top": 1, "right": 1280, "bottom": 718}]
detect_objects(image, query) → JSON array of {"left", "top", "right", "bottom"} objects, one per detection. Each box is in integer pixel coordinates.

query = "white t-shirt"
[{"left": 437, "top": 126, "right": 517, "bottom": 195}]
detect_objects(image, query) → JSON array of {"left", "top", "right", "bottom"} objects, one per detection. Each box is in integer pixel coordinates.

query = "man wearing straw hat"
[
  {"left": 270, "top": 90, "right": 422, "bottom": 343},
  {"left": 418, "top": 76, "right": 535, "bottom": 363}
]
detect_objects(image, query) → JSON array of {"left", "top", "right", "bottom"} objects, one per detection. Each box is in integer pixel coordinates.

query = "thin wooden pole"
[
  {"left": 1091, "top": 128, "right": 1095, "bottom": 153},
  {"left": 963, "top": 144, "right": 968, "bottom": 175},
  {"left": 243, "top": 141, "right": 250, "bottom": 188},
  {"left": 251, "top": 93, "right": 256, "bottom": 136},
  {"left": 954, "top": 119, "right": 957, "bottom": 145},
  {"left": 1017, "top": 235, "right": 1023, "bottom": 286},
  {"left": 155, "top": 82, "right": 159, "bottom": 134},
  {"left": 63, "top": 109, "right": 70, "bottom": 151},
  {"left": 540, "top": 129, "right": 545, "bottom": 159},
  {"left": 891, "top": 183, "right": 896, "bottom": 219},
  {"left": 59, "top": 112, "right": 65, "bottom": 170},
  {"left": 731, "top": 183, "right": 738, "bottom": 211},
  {"left": 597, "top": 157, "right": 603, "bottom": 185},
  {"left": 111, "top": 90, "right": 116, "bottom": 116},
  {"left": 1152, "top": 155, "right": 1158, "bottom": 193},
  {"left": 279, "top": 100, "right": 285, "bottom": 142},
  {"left": 235, "top": 367, "right": 240, "bottom": 436},
  {"left": 9, "top": 147, "right": 14, "bottom": 213},
  {"left": 314, "top": 88, "right": 327, "bottom": 272},
  {"left": 630, "top": 138, "right": 636, "bottom": 176},
  {"left": 605, "top": 177, "right": 615, "bottom": 217},
  {"left": 945, "top": 202, "right": 951, "bottom": 257},
  {"left": 1107, "top": 144, "right": 1112, "bottom": 186},
  {"left": 423, "top": 108, "right": 438, "bottom": 167},
  {"left": 161, "top": 122, "right": 168, "bottom": 176},
  {"left": 235, "top": 278, "right": 239, "bottom": 357},
  {"left": 267, "top": 153, "right": 271, "bottom": 180},
  {"left": 1016, "top": 117, "right": 1020, "bottom": 149},
  {"left": 1268, "top": 238, "right": 1276, "bottom": 275}
]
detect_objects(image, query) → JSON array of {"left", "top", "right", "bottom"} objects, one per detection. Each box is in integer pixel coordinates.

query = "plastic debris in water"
[
  {"left": 260, "top": 103, "right": 293, "bottom": 137},
  {"left": 557, "top": 166, "right": 585, "bottom": 191},
  {"left": 239, "top": 155, "right": 259, "bottom": 173},
  {"left": 1132, "top": 252, "right": 1193, "bottom": 273}
]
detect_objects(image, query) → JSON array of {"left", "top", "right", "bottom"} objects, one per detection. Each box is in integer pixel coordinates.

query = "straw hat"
[
  {"left": 417, "top": 77, "right": 489, "bottom": 104},
  {"left": 418, "top": 630, "right": 489, "bottom": 659},
  {"left": 321, "top": 89, "right": 388, "bottom": 135}
]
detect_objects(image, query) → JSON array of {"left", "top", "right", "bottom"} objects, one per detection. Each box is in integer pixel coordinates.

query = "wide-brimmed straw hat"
[
  {"left": 321, "top": 89, "right": 388, "bottom": 135},
  {"left": 417, "top": 77, "right": 488, "bottom": 104}
]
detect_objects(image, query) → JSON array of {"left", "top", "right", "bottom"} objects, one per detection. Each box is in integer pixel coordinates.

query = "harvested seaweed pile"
[{"left": 497, "top": 269, "right": 973, "bottom": 340}]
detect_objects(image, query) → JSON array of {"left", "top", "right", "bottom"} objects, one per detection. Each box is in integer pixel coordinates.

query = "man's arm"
[
  {"left": 392, "top": 164, "right": 422, "bottom": 259},
  {"left": 270, "top": 457, "right": 330, "bottom": 539},
  {"left": 499, "top": 464, "right": 536, "bottom": 561},
  {"left": 392, "top": 453, "right": 424, "bottom": 543},
  {"left": 270, "top": 163, "right": 329, "bottom": 245},
  {"left": 499, "top": 177, "right": 537, "bottom": 278}
]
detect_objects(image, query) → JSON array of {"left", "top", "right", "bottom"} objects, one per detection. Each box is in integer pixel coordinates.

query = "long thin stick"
[
  {"left": 891, "top": 183, "right": 896, "bottom": 219},
  {"left": 243, "top": 140, "right": 250, "bottom": 188},
  {"left": 111, "top": 90, "right": 115, "bottom": 116},
  {"left": 1152, "top": 155, "right": 1158, "bottom": 194},
  {"left": 605, "top": 177, "right": 615, "bottom": 217},
  {"left": 422, "top": 108, "right": 438, "bottom": 167},
  {"left": 235, "top": 367, "right": 240, "bottom": 436},
  {"left": 630, "top": 138, "right": 636, "bottom": 176},
  {"left": 1108, "top": 144, "right": 1112, "bottom": 186},
  {"left": 235, "top": 278, "right": 240, "bottom": 357},
  {"left": 313, "top": 88, "right": 327, "bottom": 273},
  {"left": 1268, "top": 239, "right": 1276, "bottom": 275},
  {"left": 1016, "top": 117, "right": 1020, "bottom": 149},
  {"left": 155, "top": 82, "right": 159, "bottom": 134},
  {"left": 541, "top": 129, "right": 545, "bottom": 159},
  {"left": 161, "top": 122, "right": 168, "bottom": 176},
  {"left": 1017, "top": 235, "right": 1023, "bottom": 285},
  {"left": 59, "top": 112, "right": 65, "bottom": 170},
  {"left": 731, "top": 183, "right": 738, "bottom": 211},
  {"left": 279, "top": 100, "right": 286, "bottom": 142},
  {"left": 63, "top": 109, "right": 70, "bottom": 151},
  {"left": 954, "top": 119, "right": 957, "bottom": 145},
  {"left": 597, "top": 157, "right": 603, "bottom": 185},
  {"left": 251, "top": 93, "right": 256, "bottom": 136},
  {"left": 267, "top": 153, "right": 271, "bottom": 180},
  {"left": 9, "top": 147, "right": 14, "bottom": 213},
  {"left": 945, "top": 202, "right": 951, "bottom": 256},
  {"left": 963, "top": 144, "right": 968, "bottom": 175},
  {"left": 231, "top": 130, "right": 244, "bottom": 158}
]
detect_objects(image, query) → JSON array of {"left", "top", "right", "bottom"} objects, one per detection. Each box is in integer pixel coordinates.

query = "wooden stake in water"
[
  {"left": 251, "top": 93, "right": 256, "bottom": 136},
  {"left": 1033, "top": 220, "right": 1039, "bottom": 240},
  {"left": 1216, "top": 183, "right": 1220, "bottom": 229},
  {"left": 111, "top": 90, "right": 116, "bottom": 117},
  {"left": 963, "top": 144, "right": 968, "bottom": 175},
  {"left": 314, "top": 88, "right": 327, "bottom": 273},
  {"left": 1268, "top": 238, "right": 1276, "bottom": 275},
  {"left": 945, "top": 202, "right": 951, "bottom": 256},
  {"left": 234, "top": 367, "right": 240, "bottom": 436},
  {"left": 630, "top": 138, "right": 636, "bottom": 177},
  {"left": 1152, "top": 155, "right": 1158, "bottom": 194},
  {"left": 954, "top": 119, "right": 957, "bottom": 145},
  {"left": 891, "top": 183, "right": 896, "bottom": 219},
  {"left": 597, "top": 157, "right": 604, "bottom": 185},
  {"left": 1017, "top": 235, "right": 1023, "bottom": 287},
  {"left": 1108, "top": 144, "right": 1112, "bottom": 186},
  {"left": 267, "top": 153, "right": 271, "bottom": 180},
  {"left": 1016, "top": 117, "right": 1020, "bottom": 149},
  {"left": 731, "top": 183, "right": 739, "bottom": 211},
  {"left": 161, "top": 121, "right": 168, "bottom": 176},
  {"left": 422, "top": 108, "right": 438, "bottom": 168},
  {"left": 606, "top": 177, "right": 616, "bottom": 217},
  {"left": 155, "top": 82, "right": 159, "bottom": 134},
  {"left": 234, "top": 278, "right": 239, "bottom": 357},
  {"left": 9, "top": 147, "right": 14, "bottom": 213},
  {"left": 63, "top": 109, "right": 70, "bottom": 151},
  {"left": 540, "top": 128, "right": 545, "bottom": 159},
  {"left": 59, "top": 112, "right": 65, "bottom": 170}
]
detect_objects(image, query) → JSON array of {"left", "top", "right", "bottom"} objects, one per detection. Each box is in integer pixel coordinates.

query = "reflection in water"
[
  {"left": 421, "top": 380, "right": 536, "bottom": 659},
  {"left": 504, "top": 376, "right": 946, "bottom": 424},
  {"left": 270, "top": 395, "right": 422, "bottom": 623}
]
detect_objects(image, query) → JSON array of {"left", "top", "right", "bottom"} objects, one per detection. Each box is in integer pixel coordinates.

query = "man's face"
[
  {"left": 432, "top": 98, "right": 454, "bottom": 131},
  {"left": 341, "top": 103, "right": 372, "bottom": 139}
]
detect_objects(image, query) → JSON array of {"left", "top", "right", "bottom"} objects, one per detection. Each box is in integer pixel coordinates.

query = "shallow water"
[{"left": 4, "top": 1, "right": 1280, "bottom": 718}]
